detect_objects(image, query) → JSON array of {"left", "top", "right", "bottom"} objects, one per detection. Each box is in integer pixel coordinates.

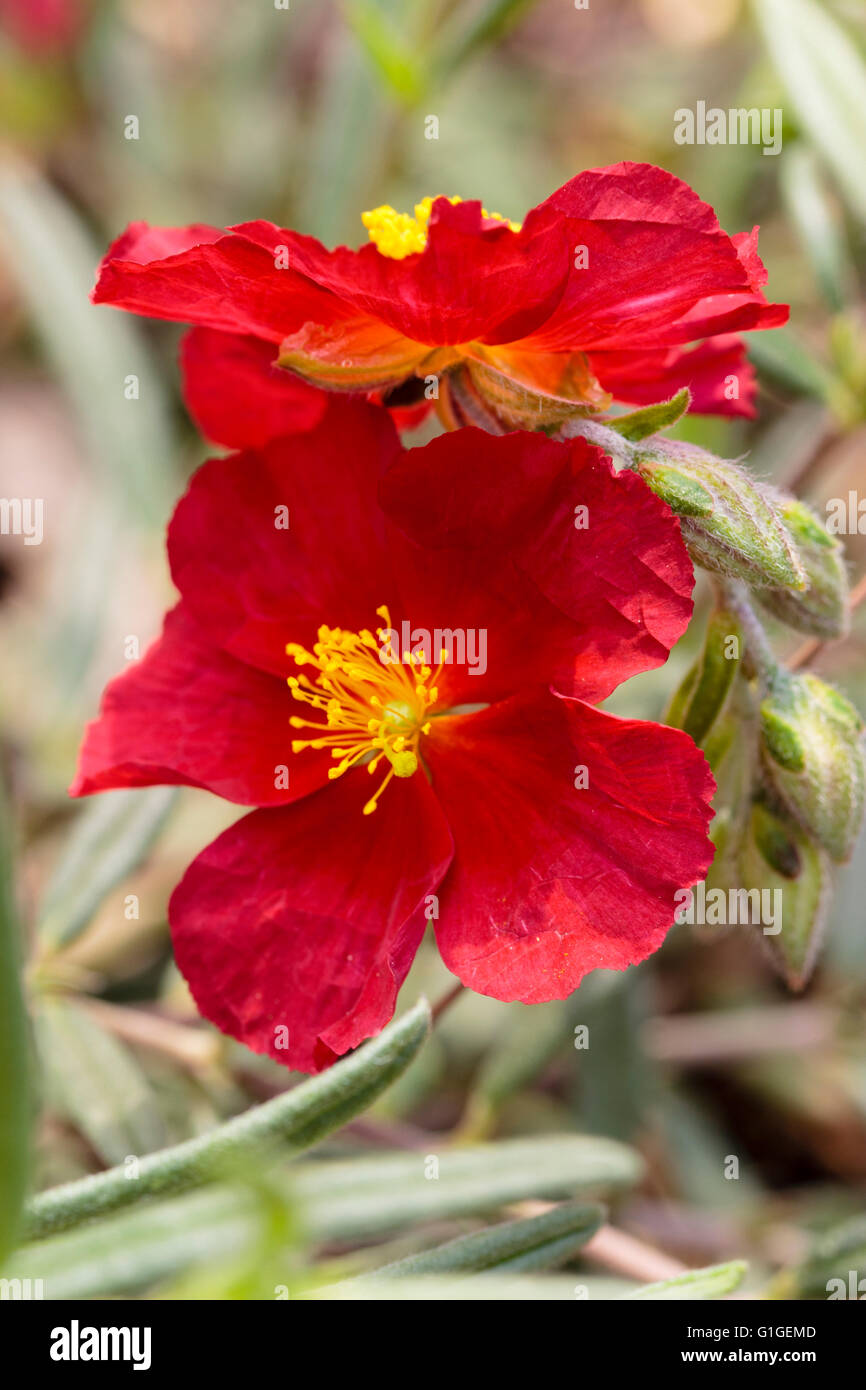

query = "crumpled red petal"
[
  {"left": 590, "top": 334, "right": 756, "bottom": 417},
  {"left": 169, "top": 770, "right": 453, "bottom": 1072},
  {"left": 167, "top": 401, "right": 401, "bottom": 677},
  {"left": 71, "top": 605, "right": 330, "bottom": 806},
  {"left": 425, "top": 690, "right": 715, "bottom": 1001},
  {"left": 380, "top": 427, "right": 695, "bottom": 701}
]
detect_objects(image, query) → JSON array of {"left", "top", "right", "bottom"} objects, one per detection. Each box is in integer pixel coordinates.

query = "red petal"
[
  {"left": 180, "top": 328, "right": 327, "bottom": 448},
  {"left": 71, "top": 606, "right": 326, "bottom": 806},
  {"left": 169, "top": 772, "right": 453, "bottom": 1072},
  {"left": 590, "top": 335, "right": 757, "bottom": 417},
  {"left": 93, "top": 222, "right": 333, "bottom": 341},
  {"left": 232, "top": 201, "right": 569, "bottom": 346},
  {"left": 168, "top": 401, "right": 401, "bottom": 676},
  {"left": 381, "top": 428, "right": 695, "bottom": 700},
  {"left": 524, "top": 162, "right": 786, "bottom": 352},
  {"left": 426, "top": 691, "right": 715, "bottom": 1001}
]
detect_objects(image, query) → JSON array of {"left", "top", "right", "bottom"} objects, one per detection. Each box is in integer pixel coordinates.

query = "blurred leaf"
[
  {"left": 37, "top": 787, "right": 177, "bottom": 949},
  {"left": 35, "top": 996, "right": 165, "bottom": 1166},
  {"left": 623, "top": 1260, "right": 748, "bottom": 1300},
  {"left": 777, "top": 1213, "right": 866, "bottom": 1300},
  {"left": 355, "top": 1201, "right": 605, "bottom": 1279},
  {"left": 314, "top": 1273, "right": 594, "bottom": 1299},
  {"left": 14, "top": 1133, "right": 642, "bottom": 1297},
  {"left": 0, "top": 160, "right": 177, "bottom": 524},
  {"left": 656, "top": 1089, "right": 764, "bottom": 1211},
  {"left": 754, "top": 0, "right": 866, "bottom": 222},
  {"left": 460, "top": 1001, "right": 566, "bottom": 1139},
  {"left": 344, "top": 1, "right": 426, "bottom": 104},
  {"left": 295, "top": 27, "right": 388, "bottom": 245},
  {"left": 0, "top": 778, "right": 29, "bottom": 1267},
  {"left": 747, "top": 328, "right": 837, "bottom": 401},
  {"left": 570, "top": 973, "right": 652, "bottom": 1142},
  {"left": 434, "top": 0, "right": 539, "bottom": 80},
  {"left": 24, "top": 998, "right": 432, "bottom": 1240},
  {"left": 780, "top": 144, "right": 856, "bottom": 314},
  {"left": 297, "top": 1133, "right": 643, "bottom": 1243}
]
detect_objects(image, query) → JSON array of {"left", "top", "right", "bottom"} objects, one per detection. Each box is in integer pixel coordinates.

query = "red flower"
[
  {"left": 71, "top": 401, "right": 715, "bottom": 1072},
  {"left": 92, "top": 163, "right": 786, "bottom": 431}
]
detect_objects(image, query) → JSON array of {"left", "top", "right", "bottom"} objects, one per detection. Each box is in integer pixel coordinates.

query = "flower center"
[
  {"left": 361, "top": 196, "right": 521, "bottom": 260},
  {"left": 286, "top": 606, "right": 445, "bottom": 815}
]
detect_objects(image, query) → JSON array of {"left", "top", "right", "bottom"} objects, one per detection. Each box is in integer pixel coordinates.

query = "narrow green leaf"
[
  {"left": 296, "top": 1133, "right": 643, "bottom": 1243},
  {"left": 746, "top": 328, "right": 837, "bottom": 401},
  {"left": 313, "top": 1274, "right": 592, "bottom": 1300},
  {"left": 23, "top": 998, "right": 431, "bottom": 1240},
  {"left": 13, "top": 1133, "right": 642, "bottom": 1297},
  {"left": 0, "top": 778, "right": 29, "bottom": 1266},
  {"left": 357, "top": 1201, "right": 604, "bottom": 1279},
  {"left": 343, "top": 1, "right": 426, "bottom": 104},
  {"left": 608, "top": 388, "right": 691, "bottom": 442},
  {"left": 37, "top": 787, "right": 177, "bottom": 948},
  {"left": 35, "top": 998, "right": 165, "bottom": 1166},
  {"left": 780, "top": 144, "right": 855, "bottom": 313},
  {"left": 623, "top": 1259, "right": 748, "bottom": 1300},
  {"left": 434, "top": 0, "right": 539, "bottom": 79},
  {"left": 754, "top": 0, "right": 866, "bottom": 222}
]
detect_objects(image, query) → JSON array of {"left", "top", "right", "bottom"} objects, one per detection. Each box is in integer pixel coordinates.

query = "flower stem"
[
  {"left": 718, "top": 581, "right": 781, "bottom": 689},
  {"left": 431, "top": 981, "right": 465, "bottom": 1024}
]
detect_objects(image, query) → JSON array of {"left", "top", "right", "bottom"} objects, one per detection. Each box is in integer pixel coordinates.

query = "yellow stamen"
[
  {"left": 361, "top": 196, "right": 521, "bottom": 260},
  {"left": 286, "top": 609, "right": 446, "bottom": 814}
]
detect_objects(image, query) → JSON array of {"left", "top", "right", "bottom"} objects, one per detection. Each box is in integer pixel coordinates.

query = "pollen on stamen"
[
  {"left": 361, "top": 196, "right": 521, "bottom": 260},
  {"left": 285, "top": 608, "right": 444, "bottom": 814}
]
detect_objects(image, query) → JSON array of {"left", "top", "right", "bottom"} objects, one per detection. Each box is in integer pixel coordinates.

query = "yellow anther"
[
  {"left": 361, "top": 196, "right": 520, "bottom": 259},
  {"left": 285, "top": 608, "right": 446, "bottom": 814}
]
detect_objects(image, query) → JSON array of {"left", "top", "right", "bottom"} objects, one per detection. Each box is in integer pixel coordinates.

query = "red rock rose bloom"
[
  {"left": 92, "top": 162, "right": 787, "bottom": 434},
  {"left": 72, "top": 401, "right": 715, "bottom": 1072}
]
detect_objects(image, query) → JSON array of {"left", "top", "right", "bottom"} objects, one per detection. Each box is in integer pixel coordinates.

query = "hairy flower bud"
[
  {"left": 756, "top": 499, "right": 849, "bottom": 639},
  {"left": 635, "top": 443, "right": 806, "bottom": 592},
  {"left": 759, "top": 672, "right": 865, "bottom": 862},
  {"left": 740, "top": 799, "right": 832, "bottom": 989}
]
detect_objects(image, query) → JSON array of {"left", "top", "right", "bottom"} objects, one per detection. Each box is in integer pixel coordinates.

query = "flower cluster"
[{"left": 75, "top": 161, "right": 817, "bottom": 1072}]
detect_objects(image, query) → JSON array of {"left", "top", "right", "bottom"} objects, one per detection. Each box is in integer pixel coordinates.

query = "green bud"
[
  {"left": 636, "top": 444, "right": 806, "bottom": 591},
  {"left": 740, "top": 799, "right": 833, "bottom": 990},
  {"left": 756, "top": 499, "right": 850, "bottom": 639},
  {"left": 664, "top": 608, "right": 744, "bottom": 746},
  {"left": 759, "top": 672, "right": 865, "bottom": 862}
]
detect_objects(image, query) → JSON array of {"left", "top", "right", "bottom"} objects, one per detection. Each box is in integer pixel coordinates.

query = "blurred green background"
[{"left": 1, "top": 0, "right": 866, "bottom": 1300}]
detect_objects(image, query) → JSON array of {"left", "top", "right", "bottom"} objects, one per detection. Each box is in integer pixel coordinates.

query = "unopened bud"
[
  {"left": 636, "top": 443, "right": 806, "bottom": 592},
  {"left": 740, "top": 799, "right": 832, "bottom": 989},
  {"left": 756, "top": 499, "right": 849, "bottom": 639},
  {"left": 759, "top": 672, "right": 865, "bottom": 862}
]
